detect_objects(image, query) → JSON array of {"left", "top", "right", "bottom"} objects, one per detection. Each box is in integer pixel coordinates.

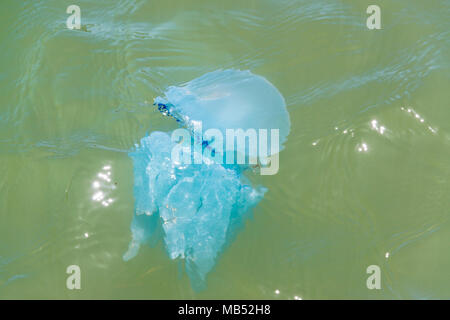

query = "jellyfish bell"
[{"left": 154, "top": 69, "right": 291, "bottom": 161}]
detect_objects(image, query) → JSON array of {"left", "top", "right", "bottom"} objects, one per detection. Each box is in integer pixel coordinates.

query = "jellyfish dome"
[
  {"left": 154, "top": 69, "right": 291, "bottom": 155},
  {"left": 124, "top": 69, "right": 290, "bottom": 290}
]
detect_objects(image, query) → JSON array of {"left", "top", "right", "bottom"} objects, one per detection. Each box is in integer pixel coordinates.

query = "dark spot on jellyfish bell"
[
  {"left": 155, "top": 103, "right": 169, "bottom": 115},
  {"left": 154, "top": 102, "right": 182, "bottom": 123}
]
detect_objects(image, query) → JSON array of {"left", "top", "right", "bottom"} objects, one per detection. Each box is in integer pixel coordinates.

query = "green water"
[{"left": 1, "top": 0, "right": 449, "bottom": 299}]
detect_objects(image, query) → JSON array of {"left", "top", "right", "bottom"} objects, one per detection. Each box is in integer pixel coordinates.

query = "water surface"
[{"left": 0, "top": 0, "right": 449, "bottom": 299}]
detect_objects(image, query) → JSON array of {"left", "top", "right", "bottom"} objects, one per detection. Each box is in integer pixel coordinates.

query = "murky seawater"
[{"left": 0, "top": 0, "right": 449, "bottom": 299}]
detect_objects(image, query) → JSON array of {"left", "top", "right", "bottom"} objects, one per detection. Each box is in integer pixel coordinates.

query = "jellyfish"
[{"left": 124, "top": 69, "right": 290, "bottom": 290}]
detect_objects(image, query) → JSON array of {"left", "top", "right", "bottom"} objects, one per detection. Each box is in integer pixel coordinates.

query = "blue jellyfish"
[{"left": 124, "top": 69, "right": 290, "bottom": 290}]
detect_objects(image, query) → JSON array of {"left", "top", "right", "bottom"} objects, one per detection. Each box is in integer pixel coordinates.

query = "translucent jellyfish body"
[
  {"left": 124, "top": 69, "right": 290, "bottom": 290},
  {"left": 154, "top": 69, "right": 290, "bottom": 157}
]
